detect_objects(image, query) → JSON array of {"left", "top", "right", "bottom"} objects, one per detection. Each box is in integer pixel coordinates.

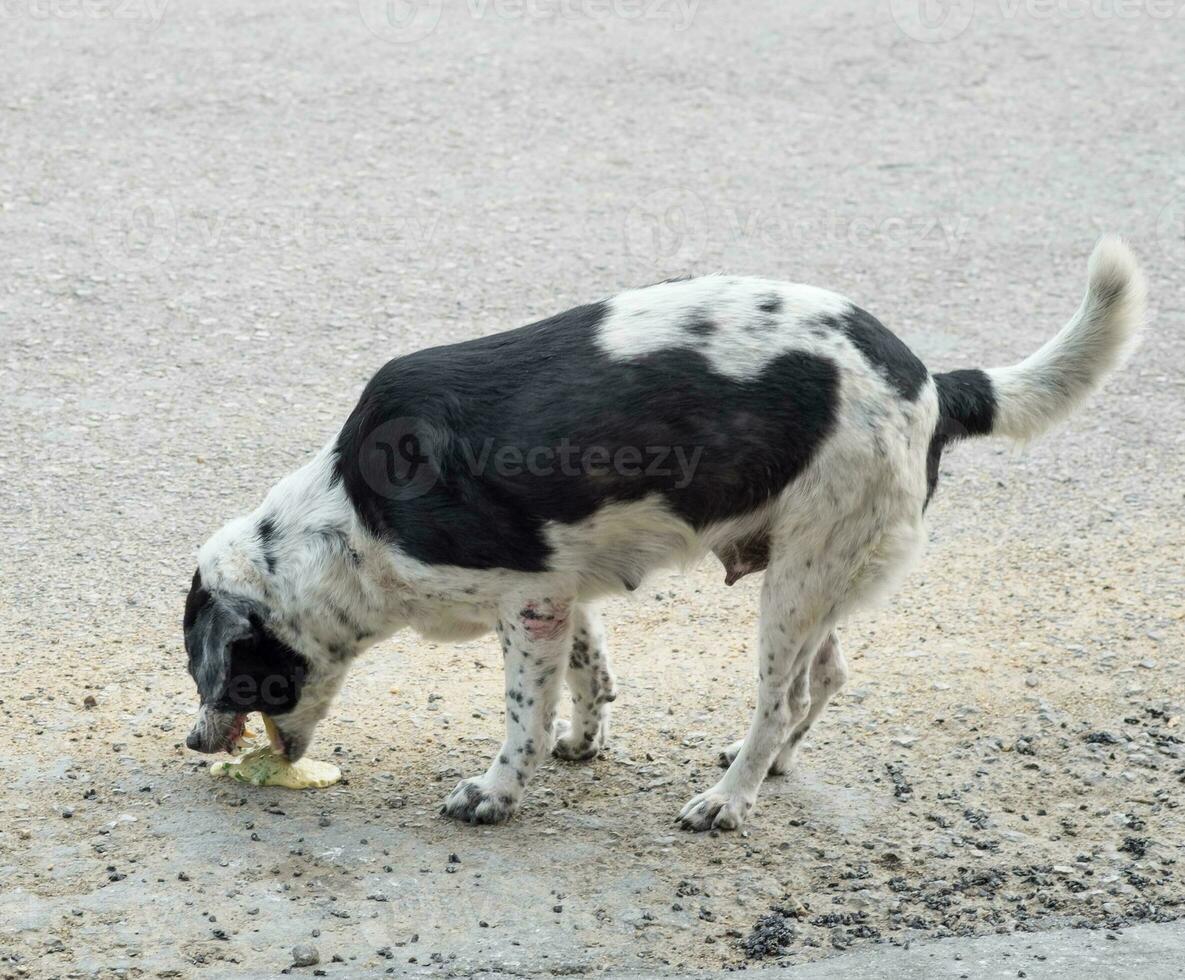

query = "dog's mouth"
[
  {"left": 226, "top": 713, "right": 288, "bottom": 756},
  {"left": 187, "top": 706, "right": 245, "bottom": 755},
  {"left": 187, "top": 707, "right": 295, "bottom": 759},
  {"left": 222, "top": 713, "right": 249, "bottom": 753}
]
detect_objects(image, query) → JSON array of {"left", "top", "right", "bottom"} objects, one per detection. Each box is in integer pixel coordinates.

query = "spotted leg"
[
  {"left": 679, "top": 556, "right": 834, "bottom": 832},
  {"left": 442, "top": 596, "right": 573, "bottom": 825},
  {"left": 771, "top": 631, "right": 847, "bottom": 772},
  {"left": 719, "top": 631, "right": 848, "bottom": 776},
  {"left": 554, "top": 604, "right": 617, "bottom": 761}
]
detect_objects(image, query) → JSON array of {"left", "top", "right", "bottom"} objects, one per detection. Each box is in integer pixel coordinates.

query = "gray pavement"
[
  {"left": 2, "top": 1, "right": 1183, "bottom": 977},
  {"left": 688, "top": 920, "right": 1185, "bottom": 979}
]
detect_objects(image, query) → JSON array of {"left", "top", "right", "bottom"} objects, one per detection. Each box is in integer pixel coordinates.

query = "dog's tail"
[{"left": 933, "top": 237, "right": 1146, "bottom": 443}]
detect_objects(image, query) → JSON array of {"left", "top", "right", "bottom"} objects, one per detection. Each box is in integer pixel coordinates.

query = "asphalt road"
[{"left": 1, "top": 1, "right": 1183, "bottom": 977}]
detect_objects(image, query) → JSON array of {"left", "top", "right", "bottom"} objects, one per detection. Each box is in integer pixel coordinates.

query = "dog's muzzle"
[{"left": 185, "top": 705, "right": 246, "bottom": 754}]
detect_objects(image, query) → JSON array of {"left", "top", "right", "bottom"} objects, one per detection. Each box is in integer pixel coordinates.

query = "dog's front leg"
[{"left": 441, "top": 596, "right": 573, "bottom": 825}]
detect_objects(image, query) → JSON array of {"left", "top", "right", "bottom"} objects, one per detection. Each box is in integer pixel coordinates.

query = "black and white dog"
[{"left": 184, "top": 238, "right": 1144, "bottom": 831}]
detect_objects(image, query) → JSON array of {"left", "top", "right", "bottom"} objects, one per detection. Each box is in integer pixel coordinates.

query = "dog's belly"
[
  {"left": 543, "top": 493, "right": 778, "bottom": 598},
  {"left": 407, "top": 604, "right": 496, "bottom": 642}
]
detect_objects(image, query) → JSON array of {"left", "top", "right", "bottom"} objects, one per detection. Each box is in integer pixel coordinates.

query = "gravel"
[{"left": 291, "top": 943, "right": 320, "bottom": 968}]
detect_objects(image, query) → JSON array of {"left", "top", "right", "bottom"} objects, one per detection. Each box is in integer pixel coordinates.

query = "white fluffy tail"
[{"left": 985, "top": 236, "right": 1146, "bottom": 441}]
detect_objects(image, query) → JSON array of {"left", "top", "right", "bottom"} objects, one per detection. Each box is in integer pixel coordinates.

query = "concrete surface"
[
  {"left": 686, "top": 920, "right": 1185, "bottom": 979},
  {"left": 2, "top": 1, "right": 1183, "bottom": 978}
]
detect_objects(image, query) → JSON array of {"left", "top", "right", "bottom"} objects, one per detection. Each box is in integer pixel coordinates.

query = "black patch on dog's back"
[
  {"left": 825, "top": 306, "right": 928, "bottom": 401},
  {"left": 333, "top": 302, "right": 840, "bottom": 571}
]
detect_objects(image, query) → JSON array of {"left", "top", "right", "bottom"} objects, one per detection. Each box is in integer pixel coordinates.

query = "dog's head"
[{"left": 182, "top": 567, "right": 317, "bottom": 761}]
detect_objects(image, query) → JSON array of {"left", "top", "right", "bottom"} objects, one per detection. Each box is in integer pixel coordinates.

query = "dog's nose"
[{"left": 185, "top": 728, "right": 203, "bottom": 751}]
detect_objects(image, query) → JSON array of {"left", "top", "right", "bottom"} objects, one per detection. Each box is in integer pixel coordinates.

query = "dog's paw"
[
  {"left": 552, "top": 718, "right": 603, "bottom": 762},
  {"left": 718, "top": 738, "right": 744, "bottom": 769},
  {"left": 718, "top": 738, "right": 793, "bottom": 776},
  {"left": 677, "top": 785, "right": 754, "bottom": 832},
  {"left": 440, "top": 777, "right": 518, "bottom": 825}
]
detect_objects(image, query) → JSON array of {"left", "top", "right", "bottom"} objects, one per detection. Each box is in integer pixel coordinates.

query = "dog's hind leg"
[
  {"left": 772, "top": 631, "right": 847, "bottom": 773},
  {"left": 679, "top": 553, "right": 836, "bottom": 832},
  {"left": 718, "top": 630, "right": 847, "bottom": 776},
  {"left": 554, "top": 604, "right": 617, "bottom": 761}
]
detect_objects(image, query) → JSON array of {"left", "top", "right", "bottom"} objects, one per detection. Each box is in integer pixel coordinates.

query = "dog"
[{"left": 183, "top": 237, "right": 1145, "bottom": 831}]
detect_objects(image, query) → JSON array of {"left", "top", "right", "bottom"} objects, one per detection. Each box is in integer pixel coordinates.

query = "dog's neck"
[{"left": 199, "top": 445, "right": 411, "bottom": 663}]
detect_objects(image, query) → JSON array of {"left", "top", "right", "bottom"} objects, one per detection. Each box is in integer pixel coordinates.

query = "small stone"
[
  {"left": 83, "top": 695, "right": 98, "bottom": 709},
  {"left": 1025, "top": 675, "right": 1039, "bottom": 688},
  {"left": 291, "top": 944, "right": 319, "bottom": 967}
]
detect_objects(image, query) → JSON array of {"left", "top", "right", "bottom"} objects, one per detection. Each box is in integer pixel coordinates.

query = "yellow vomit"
[{"left": 208, "top": 714, "right": 341, "bottom": 789}]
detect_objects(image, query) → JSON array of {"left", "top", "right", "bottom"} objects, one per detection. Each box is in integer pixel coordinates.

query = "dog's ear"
[{"left": 183, "top": 569, "right": 253, "bottom": 705}]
